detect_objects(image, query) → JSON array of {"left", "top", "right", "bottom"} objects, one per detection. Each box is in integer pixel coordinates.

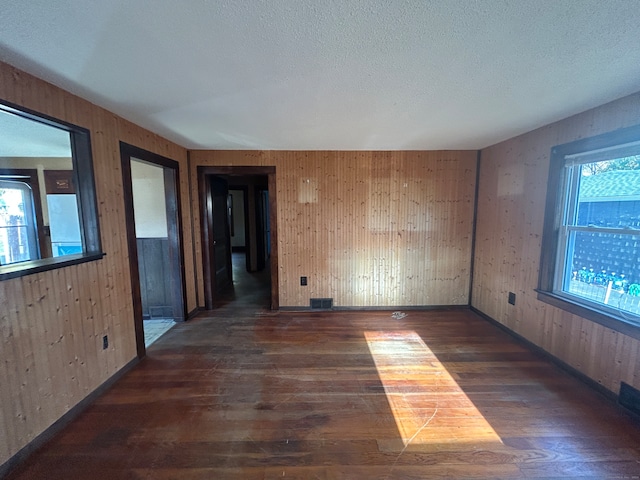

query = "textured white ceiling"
[
  {"left": 0, "top": 108, "right": 72, "bottom": 157},
  {"left": 1, "top": 0, "right": 640, "bottom": 151}
]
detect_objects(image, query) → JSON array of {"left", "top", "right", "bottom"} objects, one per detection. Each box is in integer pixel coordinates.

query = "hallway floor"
[{"left": 211, "top": 252, "right": 272, "bottom": 310}]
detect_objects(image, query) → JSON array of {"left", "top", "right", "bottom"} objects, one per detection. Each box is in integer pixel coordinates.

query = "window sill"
[
  {"left": 0, "top": 252, "right": 106, "bottom": 281},
  {"left": 536, "top": 290, "right": 640, "bottom": 341}
]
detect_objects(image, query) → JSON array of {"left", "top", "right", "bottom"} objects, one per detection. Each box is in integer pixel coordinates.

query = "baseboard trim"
[
  {"left": 469, "top": 306, "right": 618, "bottom": 403},
  {"left": 187, "top": 306, "right": 202, "bottom": 320},
  {"left": 278, "top": 304, "right": 469, "bottom": 312},
  {"left": 0, "top": 357, "right": 139, "bottom": 479}
]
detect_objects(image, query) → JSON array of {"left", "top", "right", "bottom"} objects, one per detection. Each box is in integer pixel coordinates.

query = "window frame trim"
[
  {"left": 0, "top": 177, "right": 40, "bottom": 263},
  {"left": 0, "top": 99, "right": 105, "bottom": 280},
  {"left": 0, "top": 168, "right": 49, "bottom": 258},
  {"left": 538, "top": 123, "right": 640, "bottom": 340}
]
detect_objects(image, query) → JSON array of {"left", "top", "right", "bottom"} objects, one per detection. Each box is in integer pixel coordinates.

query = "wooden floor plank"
[{"left": 6, "top": 260, "right": 640, "bottom": 479}]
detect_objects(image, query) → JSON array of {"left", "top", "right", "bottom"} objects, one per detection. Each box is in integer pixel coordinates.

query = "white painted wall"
[{"left": 131, "top": 158, "right": 168, "bottom": 238}]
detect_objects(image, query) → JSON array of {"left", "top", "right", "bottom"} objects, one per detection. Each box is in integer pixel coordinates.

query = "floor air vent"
[
  {"left": 310, "top": 298, "right": 333, "bottom": 310},
  {"left": 619, "top": 382, "right": 640, "bottom": 417}
]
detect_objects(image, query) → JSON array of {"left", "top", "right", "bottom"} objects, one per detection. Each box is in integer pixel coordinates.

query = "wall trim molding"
[
  {"left": 0, "top": 357, "right": 139, "bottom": 479},
  {"left": 469, "top": 306, "right": 620, "bottom": 401},
  {"left": 278, "top": 304, "right": 470, "bottom": 312},
  {"left": 468, "top": 150, "right": 481, "bottom": 306},
  {"left": 187, "top": 306, "right": 202, "bottom": 320},
  {"left": 470, "top": 307, "right": 640, "bottom": 423}
]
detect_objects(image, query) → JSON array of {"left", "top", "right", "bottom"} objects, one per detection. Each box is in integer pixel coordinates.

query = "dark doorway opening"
[
  {"left": 120, "top": 143, "right": 187, "bottom": 358},
  {"left": 198, "top": 166, "right": 278, "bottom": 310}
]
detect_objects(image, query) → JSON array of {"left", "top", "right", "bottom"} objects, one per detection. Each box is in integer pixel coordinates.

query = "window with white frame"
[
  {"left": 539, "top": 126, "right": 640, "bottom": 330},
  {"left": 0, "top": 179, "right": 39, "bottom": 265}
]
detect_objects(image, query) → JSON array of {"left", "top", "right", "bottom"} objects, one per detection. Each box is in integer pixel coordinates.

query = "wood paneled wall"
[
  {"left": 7, "top": 49, "right": 637, "bottom": 472},
  {"left": 0, "top": 61, "right": 196, "bottom": 468},
  {"left": 473, "top": 93, "right": 640, "bottom": 394},
  {"left": 189, "top": 150, "right": 477, "bottom": 308}
]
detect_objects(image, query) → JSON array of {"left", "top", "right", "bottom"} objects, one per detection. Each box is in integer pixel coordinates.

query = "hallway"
[{"left": 212, "top": 252, "right": 272, "bottom": 310}]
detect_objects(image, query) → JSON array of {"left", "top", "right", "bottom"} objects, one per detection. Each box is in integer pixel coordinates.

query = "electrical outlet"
[
  {"left": 508, "top": 292, "right": 516, "bottom": 305},
  {"left": 102, "top": 335, "right": 108, "bottom": 350},
  {"left": 300, "top": 276, "right": 308, "bottom": 286}
]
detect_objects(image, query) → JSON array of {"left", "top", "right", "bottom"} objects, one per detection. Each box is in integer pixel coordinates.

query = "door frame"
[
  {"left": 255, "top": 185, "right": 269, "bottom": 271},
  {"left": 198, "top": 166, "right": 278, "bottom": 310},
  {"left": 120, "top": 142, "right": 187, "bottom": 358}
]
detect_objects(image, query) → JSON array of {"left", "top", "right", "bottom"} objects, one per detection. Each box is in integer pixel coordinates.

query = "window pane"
[
  {"left": 47, "top": 194, "right": 82, "bottom": 256},
  {"left": 576, "top": 159, "right": 640, "bottom": 228},
  {"left": 564, "top": 230, "right": 640, "bottom": 321},
  {"left": 0, "top": 181, "right": 39, "bottom": 264}
]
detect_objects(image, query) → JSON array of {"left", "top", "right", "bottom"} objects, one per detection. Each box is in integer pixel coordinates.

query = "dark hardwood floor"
[{"left": 7, "top": 259, "right": 640, "bottom": 479}]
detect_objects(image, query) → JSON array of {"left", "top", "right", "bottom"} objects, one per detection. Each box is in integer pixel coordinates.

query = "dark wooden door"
[
  {"left": 211, "top": 176, "right": 232, "bottom": 292},
  {"left": 255, "top": 187, "right": 269, "bottom": 271}
]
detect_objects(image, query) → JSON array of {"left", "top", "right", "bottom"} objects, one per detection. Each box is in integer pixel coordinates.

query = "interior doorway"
[
  {"left": 198, "top": 166, "right": 278, "bottom": 310},
  {"left": 120, "top": 143, "right": 186, "bottom": 358}
]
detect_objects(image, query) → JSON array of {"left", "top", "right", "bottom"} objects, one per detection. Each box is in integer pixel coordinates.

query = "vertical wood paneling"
[
  {"left": 473, "top": 92, "right": 640, "bottom": 394},
  {"left": 0, "top": 61, "right": 194, "bottom": 468},
  {"left": 7, "top": 47, "right": 638, "bottom": 472},
  {"left": 189, "top": 149, "right": 477, "bottom": 308}
]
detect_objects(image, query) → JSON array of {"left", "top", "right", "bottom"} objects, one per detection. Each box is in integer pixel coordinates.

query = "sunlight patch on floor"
[{"left": 365, "top": 330, "right": 502, "bottom": 447}]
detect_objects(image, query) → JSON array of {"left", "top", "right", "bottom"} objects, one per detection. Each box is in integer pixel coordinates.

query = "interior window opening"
[{"left": 0, "top": 100, "right": 103, "bottom": 279}]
